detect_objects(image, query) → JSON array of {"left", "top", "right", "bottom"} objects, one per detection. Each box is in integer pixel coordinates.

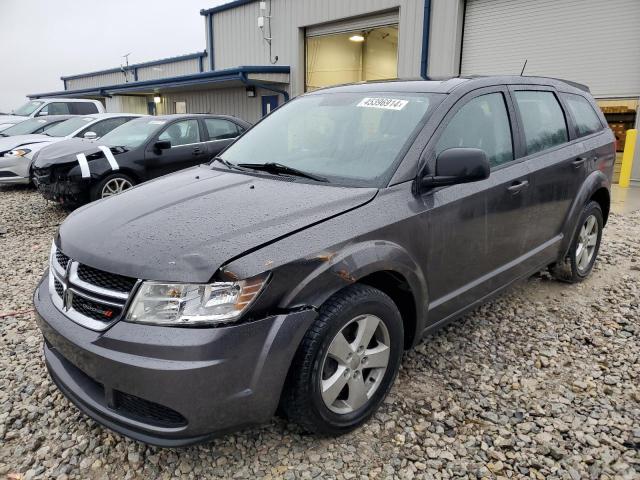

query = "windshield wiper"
[
  {"left": 210, "top": 156, "right": 251, "bottom": 172},
  {"left": 237, "top": 162, "right": 328, "bottom": 182}
]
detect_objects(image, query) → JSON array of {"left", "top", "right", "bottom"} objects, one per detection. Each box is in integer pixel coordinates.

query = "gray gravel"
[{"left": 1, "top": 184, "right": 639, "bottom": 480}]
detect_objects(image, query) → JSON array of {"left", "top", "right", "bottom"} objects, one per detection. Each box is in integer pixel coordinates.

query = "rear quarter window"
[
  {"left": 562, "top": 93, "right": 603, "bottom": 137},
  {"left": 70, "top": 103, "right": 100, "bottom": 115},
  {"left": 514, "top": 91, "right": 568, "bottom": 155}
]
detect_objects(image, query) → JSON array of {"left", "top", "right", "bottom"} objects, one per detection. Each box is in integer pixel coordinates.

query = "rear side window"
[
  {"left": 70, "top": 102, "right": 100, "bottom": 115},
  {"left": 562, "top": 94, "right": 603, "bottom": 137},
  {"left": 436, "top": 92, "right": 514, "bottom": 168},
  {"left": 514, "top": 91, "right": 568, "bottom": 155},
  {"left": 204, "top": 118, "right": 239, "bottom": 140}
]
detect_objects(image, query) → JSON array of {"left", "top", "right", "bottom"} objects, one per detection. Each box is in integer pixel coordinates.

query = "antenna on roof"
[
  {"left": 520, "top": 59, "right": 528, "bottom": 76},
  {"left": 121, "top": 53, "right": 132, "bottom": 83}
]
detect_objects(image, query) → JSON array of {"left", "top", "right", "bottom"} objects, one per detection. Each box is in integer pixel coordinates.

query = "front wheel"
[
  {"left": 90, "top": 173, "right": 135, "bottom": 201},
  {"left": 551, "top": 200, "right": 603, "bottom": 282},
  {"left": 281, "top": 284, "right": 404, "bottom": 435}
]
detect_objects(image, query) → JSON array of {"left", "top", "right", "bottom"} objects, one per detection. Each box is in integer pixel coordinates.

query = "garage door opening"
[{"left": 305, "top": 23, "right": 398, "bottom": 92}]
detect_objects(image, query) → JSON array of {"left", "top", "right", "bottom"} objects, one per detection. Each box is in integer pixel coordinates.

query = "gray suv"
[{"left": 34, "top": 76, "right": 614, "bottom": 446}]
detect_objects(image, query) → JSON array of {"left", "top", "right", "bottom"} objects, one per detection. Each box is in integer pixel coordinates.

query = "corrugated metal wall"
[
  {"left": 105, "top": 96, "right": 149, "bottom": 114},
  {"left": 162, "top": 87, "right": 268, "bottom": 123},
  {"left": 66, "top": 71, "right": 126, "bottom": 90},
  {"left": 212, "top": 0, "right": 427, "bottom": 94},
  {"left": 461, "top": 0, "right": 640, "bottom": 98},
  {"left": 137, "top": 58, "right": 201, "bottom": 81}
]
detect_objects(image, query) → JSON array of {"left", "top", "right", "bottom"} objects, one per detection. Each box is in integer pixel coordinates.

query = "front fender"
[
  {"left": 558, "top": 170, "right": 610, "bottom": 259},
  {"left": 280, "top": 240, "right": 427, "bottom": 312}
]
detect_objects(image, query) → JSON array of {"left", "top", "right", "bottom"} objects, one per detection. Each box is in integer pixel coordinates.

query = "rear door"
[
  {"left": 144, "top": 119, "right": 207, "bottom": 178},
  {"left": 422, "top": 86, "right": 534, "bottom": 322},
  {"left": 202, "top": 118, "right": 243, "bottom": 157},
  {"left": 509, "top": 86, "right": 584, "bottom": 256}
]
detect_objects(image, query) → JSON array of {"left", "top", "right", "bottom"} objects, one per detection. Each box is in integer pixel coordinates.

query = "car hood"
[
  {"left": 0, "top": 115, "right": 26, "bottom": 127},
  {"left": 33, "top": 138, "right": 108, "bottom": 168},
  {"left": 58, "top": 166, "right": 377, "bottom": 283},
  {"left": 0, "top": 134, "right": 53, "bottom": 155}
]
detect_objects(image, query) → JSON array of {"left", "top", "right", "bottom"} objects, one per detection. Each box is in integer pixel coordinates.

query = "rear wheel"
[
  {"left": 550, "top": 201, "right": 603, "bottom": 282},
  {"left": 281, "top": 284, "right": 404, "bottom": 435},
  {"left": 91, "top": 173, "right": 135, "bottom": 201}
]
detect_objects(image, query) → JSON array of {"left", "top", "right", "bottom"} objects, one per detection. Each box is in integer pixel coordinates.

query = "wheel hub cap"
[
  {"left": 320, "top": 314, "right": 391, "bottom": 414},
  {"left": 575, "top": 214, "right": 598, "bottom": 273},
  {"left": 101, "top": 178, "right": 133, "bottom": 198}
]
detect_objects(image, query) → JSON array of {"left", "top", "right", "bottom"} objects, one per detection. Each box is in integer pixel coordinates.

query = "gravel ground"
[{"left": 0, "top": 185, "right": 638, "bottom": 480}]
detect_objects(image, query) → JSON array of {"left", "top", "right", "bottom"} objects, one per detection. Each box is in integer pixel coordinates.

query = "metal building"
[{"left": 30, "top": 0, "right": 640, "bottom": 181}]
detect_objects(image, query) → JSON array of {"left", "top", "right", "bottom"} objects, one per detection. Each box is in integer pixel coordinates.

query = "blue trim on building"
[
  {"left": 420, "top": 0, "right": 431, "bottom": 79},
  {"left": 200, "top": 0, "right": 255, "bottom": 16},
  {"left": 30, "top": 66, "right": 291, "bottom": 99},
  {"left": 60, "top": 51, "right": 208, "bottom": 81}
]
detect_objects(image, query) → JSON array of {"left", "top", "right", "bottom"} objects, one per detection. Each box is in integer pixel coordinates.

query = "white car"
[
  {"left": 0, "top": 98, "right": 105, "bottom": 132},
  {"left": 0, "top": 114, "right": 139, "bottom": 185}
]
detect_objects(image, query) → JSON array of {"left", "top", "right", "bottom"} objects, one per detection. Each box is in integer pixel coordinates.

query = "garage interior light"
[
  {"left": 349, "top": 34, "right": 365, "bottom": 42},
  {"left": 153, "top": 95, "right": 162, "bottom": 104}
]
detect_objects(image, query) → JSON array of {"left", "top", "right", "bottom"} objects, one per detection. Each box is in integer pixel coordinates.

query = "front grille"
[
  {"left": 77, "top": 264, "right": 137, "bottom": 294},
  {"left": 115, "top": 392, "right": 187, "bottom": 428},
  {"left": 71, "top": 295, "right": 121, "bottom": 322},
  {"left": 56, "top": 250, "right": 70, "bottom": 270},
  {"left": 50, "top": 245, "right": 138, "bottom": 331},
  {"left": 54, "top": 279, "right": 64, "bottom": 298}
]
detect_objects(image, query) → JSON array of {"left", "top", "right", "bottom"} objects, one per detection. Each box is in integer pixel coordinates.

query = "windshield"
[
  {"left": 1, "top": 118, "right": 50, "bottom": 136},
  {"left": 220, "top": 92, "right": 438, "bottom": 187},
  {"left": 99, "top": 118, "right": 166, "bottom": 149},
  {"left": 13, "top": 101, "right": 44, "bottom": 116},
  {"left": 44, "top": 117, "right": 95, "bottom": 137}
]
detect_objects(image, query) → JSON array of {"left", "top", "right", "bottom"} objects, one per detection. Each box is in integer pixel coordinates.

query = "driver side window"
[
  {"left": 158, "top": 120, "right": 200, "bottom": 147},
  {"left": 436, "top": 93, "right": 514, "bottom": 168}
]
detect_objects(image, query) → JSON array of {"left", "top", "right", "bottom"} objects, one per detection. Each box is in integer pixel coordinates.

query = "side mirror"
[
  {"left": 153, "top": 140, "right": 171, "bottom": 152},
  {"left": 83, "top": 131, "right": 98, "bottom": 140},
  {"left": 420, "top": 148, "right": 490, "bottom": 189},
  {"left": 36, "top": 110, "right": 48, "bottom": 117}
]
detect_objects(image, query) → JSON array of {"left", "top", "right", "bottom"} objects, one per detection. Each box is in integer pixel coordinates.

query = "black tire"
[
  {"left": 90, "top": 173, "right": 136, "bottom": 201},
  {"left": 281, "top": 284, "right": 404, "bottom": 435},
  {"left": 550, "top": 200, "right": 603, "bottom": 283}
]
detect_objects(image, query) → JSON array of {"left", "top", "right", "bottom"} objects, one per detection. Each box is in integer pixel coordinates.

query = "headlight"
[
  {"left": 125, "top": 273, "right": 269, "bottom": 326},
  {"left": 9, "top": 148, "right": 31, "bottom": 158}
]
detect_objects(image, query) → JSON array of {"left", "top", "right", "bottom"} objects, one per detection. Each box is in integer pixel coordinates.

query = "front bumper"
[
  {"left": 0, "top": 155, "right": 30, "bottom": 184},
  {"left": 33, "top": 171, "right": 87, "bottom": 203},
  {"left": 34, "top": 275, "right": 317, "bottom": 446}
]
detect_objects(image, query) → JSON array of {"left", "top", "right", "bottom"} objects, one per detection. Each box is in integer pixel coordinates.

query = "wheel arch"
[
  {"left": 279, "top": 240, "right": 428, "bottom": 349},
  {"left": 558, "top": 170, "right": 610, "bottom": 260}
]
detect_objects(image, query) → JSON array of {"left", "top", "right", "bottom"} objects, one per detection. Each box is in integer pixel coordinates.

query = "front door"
[
  {"left": 420, "top": 87, "right": 534, "bottom": 323},
  {"left": 261, "top": 95, "right": 279, "bottom": 117},
  {"left": 144, "top": 119, "right": 207, "bottom": 178}
]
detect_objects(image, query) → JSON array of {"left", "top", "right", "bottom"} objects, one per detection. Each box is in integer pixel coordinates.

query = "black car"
[
  {"left": 34, "top": 76, "right": 614, "bottom": 446},
  {"left": 32, "top": 114, "right": 250, "bottom": 205}
]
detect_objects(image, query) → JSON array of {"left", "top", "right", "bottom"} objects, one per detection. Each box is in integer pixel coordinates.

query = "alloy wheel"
[
  {"left": 101, "top": 178, "right": 133, "bottom": 198},
  {"left": 320, "top": 314, "right": 391, "bottom": 414},
  {"left": 575, "top": 214, "right": 598, "bottom": 273}
]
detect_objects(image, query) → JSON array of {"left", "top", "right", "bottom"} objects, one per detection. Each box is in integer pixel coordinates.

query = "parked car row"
[{"left": 0, "top": 110, "right": 250, "bottom": 205}]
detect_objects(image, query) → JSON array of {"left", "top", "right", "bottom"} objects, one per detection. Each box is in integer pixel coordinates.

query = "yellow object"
[{"left": 619, "top": 129, "right": 637, "bottom": 188}]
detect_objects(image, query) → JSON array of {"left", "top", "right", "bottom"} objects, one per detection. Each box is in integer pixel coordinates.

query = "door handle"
[
  {"left": 192, "top": 147, "right": 202, "bottom": 155},
  {"left": 572, "top": 157, "right": 587, "bottom": 167},
  {"left": 507, "top": 180, "right": 529, "bottom": 194}
]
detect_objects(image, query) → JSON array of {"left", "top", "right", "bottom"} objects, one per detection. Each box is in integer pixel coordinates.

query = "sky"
[{"left": 0, "top": 0, "right": 228, "bottom": 113}]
